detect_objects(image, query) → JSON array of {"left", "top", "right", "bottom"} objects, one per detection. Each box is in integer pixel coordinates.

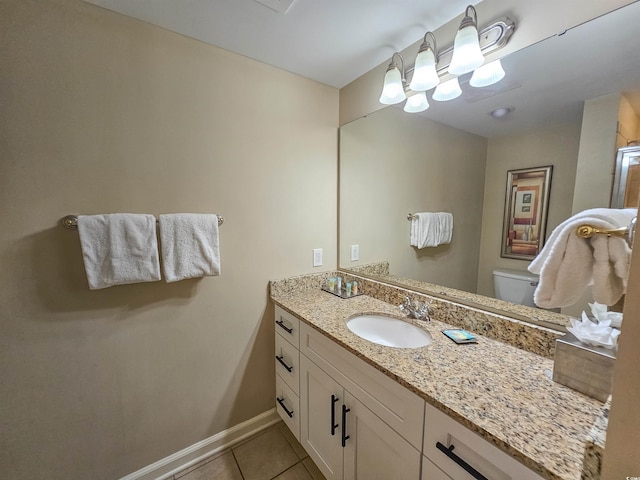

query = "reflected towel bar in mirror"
[
  {"left": 576, "top": 216, "right": 636, "bottom": 247},
  {"left": 60, "top": 214, "right": 224, "bottom": 230}
]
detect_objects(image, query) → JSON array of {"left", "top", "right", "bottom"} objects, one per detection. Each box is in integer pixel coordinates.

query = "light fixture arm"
[
  {"left": 461, "top": 5, "right": 478, "bottom": 29},
  {"left": 389, "top": 52, "right": 407, "bottom": 86},
  {"left": 417, "top": 31, "right": 438, "bottom": 61}
]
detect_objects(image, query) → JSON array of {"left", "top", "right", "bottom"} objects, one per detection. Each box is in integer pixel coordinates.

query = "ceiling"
[
  {"left": 83, "top": 0, "right": 474, "bottom": 88},
  {"left": 84, "top": 0, "right": 640, "bottom": 138}
]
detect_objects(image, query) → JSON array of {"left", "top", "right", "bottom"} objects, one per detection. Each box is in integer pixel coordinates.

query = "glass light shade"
[
  {"left": 409, "top": 48, "right": 439, "bottom": 92},
  {"left": 448, "top": 24, "right": 484, "bottom": 75},
  {"left": 470, "top": 59, "right": 505, "bottom": 87},
  {"left": 432, "top": 77, "right": 462, "bottom": 101},
  {"left": 379, "top": 67, "right": 407, "bottom": 105},
  {"left": 403, "top": 91, "right": 430, "bottom": 113}
]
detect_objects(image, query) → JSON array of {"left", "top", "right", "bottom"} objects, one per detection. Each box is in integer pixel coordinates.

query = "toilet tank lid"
[{"left": 492, "top": 268, "right": 539, "bottom": 281}]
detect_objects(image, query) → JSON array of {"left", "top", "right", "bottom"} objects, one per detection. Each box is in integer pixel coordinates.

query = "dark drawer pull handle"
[
  {"left": 276, "top": 319, "right": 293, "bottom": 334},
  {"left": 276, "top": 355, "right": 293, "bottom": 372},
  {"left": 436, "top": 442, "right": 488, "bottom": 480},
  {"left": 331, "top": 395, "right": 339, "bottom": 436},
  {"left": 277, "top": 397, "right": 293, "bottom": 418},
  {"left": 341, "top": 404, "right": 350, "bottom": 447}
]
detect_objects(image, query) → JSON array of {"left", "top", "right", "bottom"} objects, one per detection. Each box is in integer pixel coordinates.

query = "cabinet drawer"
[
  {"left": 300, "top": 323, "right": 424, "bottom": 450},
  {"left": 275, "top": 333, "right": 300, "bottom": 394},
  {"left": 422, "top": 456, "right": 452, "bottom": 480},
  {"left": 276, "top": 374, "right": 300, "bottom": 441},
  {"left": 423, "top": 403, "right": 544, "bottom": 480},
  {"left": 275, "top": 306, "right": 300, "bottom": 348}
]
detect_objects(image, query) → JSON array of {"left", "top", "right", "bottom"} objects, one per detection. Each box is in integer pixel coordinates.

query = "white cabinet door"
[
  {"left": 343, "top": 391, "right": 421, "bottom": 480},
  {"left": 300, "top": 355, "right": 344, "bottom": 480}
]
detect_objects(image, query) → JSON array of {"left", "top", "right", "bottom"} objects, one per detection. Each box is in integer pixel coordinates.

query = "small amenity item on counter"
[
  {"left": 328, "top": 277, "right": 335, "bottom": 290},
  {"left": 337, "top": 276, "right": 342, "bottom": 290},
  {"left": 442, "top": 329, "right": 477, "bottom": 344},
  {"left": 345, "top": 282, "right": 352, "bottom": 296},
  {"left": 352, "top": 281, "right": 358, "bottom": 295}
]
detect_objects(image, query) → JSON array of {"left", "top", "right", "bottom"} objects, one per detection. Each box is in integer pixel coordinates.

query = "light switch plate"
[
  {"left": 313, "top": 248, "right": 323, "bottom": 267},
  {"left": 351, "top": 244, "right": 359, "bottom": 262}
]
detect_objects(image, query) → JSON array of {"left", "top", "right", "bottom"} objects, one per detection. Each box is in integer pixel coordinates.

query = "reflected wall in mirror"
[{"left": 339, "top": 2, "right": 640, "bottom": 324}]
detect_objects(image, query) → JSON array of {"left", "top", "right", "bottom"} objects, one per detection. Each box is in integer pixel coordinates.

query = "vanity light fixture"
[
  {"left": 409, "top": 32, "right": 440, "bottom": 92},
  {"left": 379, "top": 52, "right": 407, "bottom": 105},
  {"left": 378, "top": 6, "right": 515, "bottom": 112},
  {"left": 470, "top": 59, "right": 505, "bottom": 87},
  {"left": 448, "top": 5, "right": 485, "bottom": 75},
  {"left": 432, "top": 77, "right": 462, "bottom": 102},
  {"left": 404, "top": 91, "right": 430, "bottom": 113}
]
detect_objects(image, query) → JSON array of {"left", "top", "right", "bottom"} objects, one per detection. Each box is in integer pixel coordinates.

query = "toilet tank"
[{"left": 492, "top": 268, "right": 539, "bottom": 307}]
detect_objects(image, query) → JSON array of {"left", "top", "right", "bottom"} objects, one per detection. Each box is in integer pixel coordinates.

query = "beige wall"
[
  {"left": 0, "top": 1, "right": 338, "bottom": 479},
  {"left": 476, "top": 121, "right": 581, "bottom": 296},
  {"left": 618, "top": 94, "right": 640, "bottom": 146},
  {"left": 572, "top": 94, "right": 620, "bottom": 214},
  {"left": 340, "top": 107, "right": 487, "bottom": 292}
]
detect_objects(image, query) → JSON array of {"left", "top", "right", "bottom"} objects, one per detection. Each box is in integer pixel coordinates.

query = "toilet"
[{"left": 492, "top": 268, "right": 539, "bottom": 307}]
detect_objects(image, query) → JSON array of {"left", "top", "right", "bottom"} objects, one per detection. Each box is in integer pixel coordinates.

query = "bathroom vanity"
[{"left": 271, "top": 274, "right": 605, "bottom": 480}]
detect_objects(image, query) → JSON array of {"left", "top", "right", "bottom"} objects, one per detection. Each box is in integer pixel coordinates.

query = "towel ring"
[
  {"left": 576, "top": 216, "right": 636, "bottom": 248},
  {"left": 61, "top": 214, "right": 224, "bottom": 230}
]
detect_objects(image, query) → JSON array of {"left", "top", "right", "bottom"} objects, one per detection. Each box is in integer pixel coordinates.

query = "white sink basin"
[{"left": 346, "top": 315, "right": 432, "bottom": 348}]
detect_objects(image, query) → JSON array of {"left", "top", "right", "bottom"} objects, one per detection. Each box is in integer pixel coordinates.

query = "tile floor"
[{"left": 167, "top": 422, "right": 326, "bottom": 480}]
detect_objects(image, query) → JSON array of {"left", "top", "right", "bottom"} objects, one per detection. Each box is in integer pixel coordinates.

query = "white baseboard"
[{"left": 119, "top": 408, "right": 280, "bottom": 480}]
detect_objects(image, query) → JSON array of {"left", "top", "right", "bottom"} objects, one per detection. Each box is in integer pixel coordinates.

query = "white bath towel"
[
  {"left": 159, "top": 213, "right": 220, "bottom": 283},
  {"left": 77, "top": 214, "right": 161, "bottom": 290},
  {"left": 410, "top": 212, "right": 453, "bottom": 248},
  {"left": 528, "top": 208, "right": 636, "bottom": 308}
]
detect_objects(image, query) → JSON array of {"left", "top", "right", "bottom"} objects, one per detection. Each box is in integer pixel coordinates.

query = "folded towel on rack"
[
  {"left": 528, "top": 208, "right": 636, "bottom": 308},
  {"left": 77, "top": 214, "right": 161, "bottom": 290},
  {"left": 159, "top": 213, "right": 220, "bottom": 283},
  {"left": 410, "top": 212, "right": 453, "bottom": 248}
]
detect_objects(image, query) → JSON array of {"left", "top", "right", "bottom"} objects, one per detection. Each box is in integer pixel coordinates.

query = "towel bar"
[
  {"left": 576, "top": 216, "right": 636, "bottom": 247},
  {"left": 61, "top": 214, "right": 224, "bottom": 230},
  {"left": 407, "top": 213, "right": 418, "bottom": 220}
]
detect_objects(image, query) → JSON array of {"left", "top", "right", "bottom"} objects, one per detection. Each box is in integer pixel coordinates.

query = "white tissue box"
[{"left": 553, "top": 332, "right": 616, "bottom": 402}]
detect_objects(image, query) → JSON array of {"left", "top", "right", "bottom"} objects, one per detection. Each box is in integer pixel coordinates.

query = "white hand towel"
[
  {"left": 159, "top": 213, "right": 220, "bottom": 283},
  {"left": 77, "top": 214, "right": 161, "bottom": 290},
  {"left": 437, "top": 212, "right": 453, "bottom": 244},
  {"left": 528, "top": 208, "right": 636, "bottom": 308},
  {"left": 410, "top": 212, "right": 453, "bottom": 248}
]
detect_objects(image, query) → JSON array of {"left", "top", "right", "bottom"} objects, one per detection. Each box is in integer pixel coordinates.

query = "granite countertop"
[{"left": 271, "top": 289, "right": 604, "bottom": 480}]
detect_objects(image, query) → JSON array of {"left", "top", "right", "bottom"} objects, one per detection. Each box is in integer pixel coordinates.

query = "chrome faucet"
[{"left": 399, "top": 296, "right": 431, "bottom": 321}]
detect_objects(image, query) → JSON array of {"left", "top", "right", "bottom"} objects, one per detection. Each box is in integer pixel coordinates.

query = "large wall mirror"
[{"left": 339, "top": 2, "right": 640, "bottom": 327}]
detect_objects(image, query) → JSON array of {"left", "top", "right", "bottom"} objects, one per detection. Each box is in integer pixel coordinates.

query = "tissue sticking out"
[{"left": 566, "top": 302, "right": 622, "bottom": 350}]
